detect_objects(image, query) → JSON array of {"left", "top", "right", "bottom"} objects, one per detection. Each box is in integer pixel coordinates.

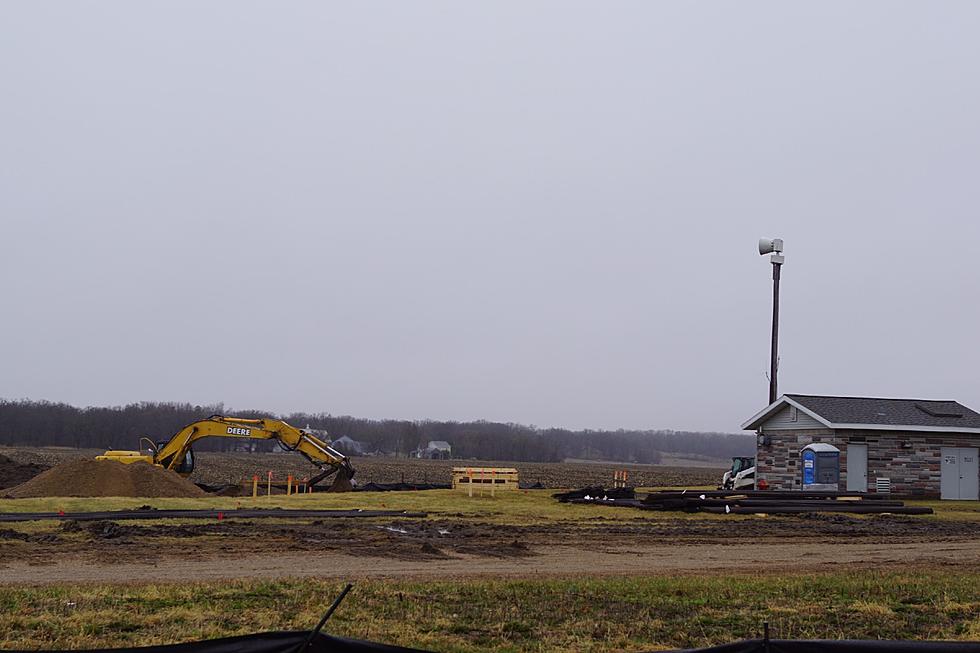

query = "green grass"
[
  {"left": 905, "top": 500, "right": 980, "bottom": 521},
  {"left": 1, "top": 571, "right": 978, "bottom": 651},
  {"left": 1, "top": 490, "right": 975, "bottom": 527},
  {"left": 0, "top": 489, "right": 730, "bottom": 526}
]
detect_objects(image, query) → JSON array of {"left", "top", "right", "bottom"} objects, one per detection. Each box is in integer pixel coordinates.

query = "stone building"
[{"left": 742, "top": 394, "right": 980, "bottom": 500}]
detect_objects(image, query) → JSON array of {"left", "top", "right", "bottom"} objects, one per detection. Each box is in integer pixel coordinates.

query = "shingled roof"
[{"left": 742, "top": 394, "right": 980, "bottom": 433}]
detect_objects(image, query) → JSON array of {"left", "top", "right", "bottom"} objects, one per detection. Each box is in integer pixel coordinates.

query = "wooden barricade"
[{"left": 452, "top": 467, "right": 519, "bottom": 496}]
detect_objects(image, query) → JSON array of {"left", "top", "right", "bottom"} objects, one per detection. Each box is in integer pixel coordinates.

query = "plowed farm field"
[{"left": 0, "top": 447, "right": 723, "bottom": 490}]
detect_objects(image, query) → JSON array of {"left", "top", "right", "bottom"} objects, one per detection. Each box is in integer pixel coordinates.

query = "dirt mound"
[
  {"left": 0, "top": 454, "right": 49, "bottom": 490},
  {"left": 5, "top": 459, "right": 207, "bottom": 498}
]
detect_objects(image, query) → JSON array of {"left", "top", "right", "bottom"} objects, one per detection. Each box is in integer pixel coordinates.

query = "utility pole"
[{"left": 758, "top": 238, "right": 784, "bottom": 405}]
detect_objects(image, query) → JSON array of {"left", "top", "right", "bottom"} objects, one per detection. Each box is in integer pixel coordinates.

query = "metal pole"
[{"left": 769, "top": 261, "right": 781, "bottom": 405}]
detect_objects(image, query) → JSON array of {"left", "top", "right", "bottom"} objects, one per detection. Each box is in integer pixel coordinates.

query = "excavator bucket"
[
  {"left": 307, "top": 459, "right": 355, "bottom": 493},
  {"left": 326, "top": 466, "right": 354, "bottom": 493}
]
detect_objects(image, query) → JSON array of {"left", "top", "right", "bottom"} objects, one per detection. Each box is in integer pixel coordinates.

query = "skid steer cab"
[{"left": 720, "top": 456, "right": 756, "bottom": 491}]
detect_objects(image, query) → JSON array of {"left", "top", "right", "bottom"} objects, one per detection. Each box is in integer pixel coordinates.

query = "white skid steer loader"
[{"left": 720, "top": 456, "right": 756, "bottom": 491}]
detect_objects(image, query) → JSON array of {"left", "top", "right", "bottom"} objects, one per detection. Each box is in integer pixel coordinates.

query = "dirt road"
[
  {"left": 3, "top": 513, "right": 978, "bottom": 584},
  {"left": 5, "top": 538, "right": 979, "bottom": 584}
]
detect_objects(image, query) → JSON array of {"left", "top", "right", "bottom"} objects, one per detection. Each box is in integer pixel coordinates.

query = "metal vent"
[{"left": 875, "top": 477, "right": 891, "bottom": 494}]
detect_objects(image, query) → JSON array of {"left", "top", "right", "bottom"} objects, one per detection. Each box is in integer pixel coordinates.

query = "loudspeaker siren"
[{"left": 758, "top": 237, "right": 784, "bottom": 255}]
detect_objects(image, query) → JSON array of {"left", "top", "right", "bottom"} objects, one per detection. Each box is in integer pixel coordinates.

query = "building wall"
[
  {"left": 756, "top": 428, "right": 980, "bottom": 497},
  {"left": 755, "top": 429, "right": 834, "bottom": 491}
]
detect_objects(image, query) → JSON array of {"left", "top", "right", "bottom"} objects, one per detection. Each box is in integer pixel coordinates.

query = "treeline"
[{"left": 0, "top": 400, "right": 753, "bottom": 464}]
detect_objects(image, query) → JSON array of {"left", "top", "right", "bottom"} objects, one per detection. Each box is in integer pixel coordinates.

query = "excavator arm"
[{"left": 151, "top": 416, "right": 354, "bottom": 490}]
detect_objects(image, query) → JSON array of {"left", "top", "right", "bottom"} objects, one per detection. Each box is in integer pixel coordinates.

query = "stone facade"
[{"left": 756, "top": 428, "right": 980, "bottom": 497}]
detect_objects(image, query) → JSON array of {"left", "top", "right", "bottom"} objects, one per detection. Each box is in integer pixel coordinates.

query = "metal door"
[
  {"left": 942, "top": 447, "right": 980, "bottom": 500},
  {"left": 960, "top": 447, "right": 979, "bottom": 500},
  {"left": 941, "top": 448, "right": 960, "bottom": 499},
  {"left": 847, "top": 444, "right": 868, "bottom": 492}
]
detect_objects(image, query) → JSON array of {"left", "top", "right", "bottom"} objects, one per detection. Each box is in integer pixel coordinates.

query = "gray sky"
[{"left": 2, "top": 2, "right": 979, "bottom": 433}]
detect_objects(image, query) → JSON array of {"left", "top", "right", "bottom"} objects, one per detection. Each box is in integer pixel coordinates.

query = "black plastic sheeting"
[
  {"left": 4, "top": 633, "right": 979, "bottom": 653},
  {"left": 355, "top": 483, "right": 450, "bottom": 492},
  {"left": 0, "top": 631, "right": 428, "bottom": 653},
  {"left": 666, "top": 639, "right": 980, "bottom": 653},
  {"left": 0, "top": 509, "right": 427, "bottom": 523}
]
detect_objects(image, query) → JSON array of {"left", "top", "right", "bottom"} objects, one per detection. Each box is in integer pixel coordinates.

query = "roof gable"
[{"left": 742, "top": 394, "right": 980, "bottom": 433}]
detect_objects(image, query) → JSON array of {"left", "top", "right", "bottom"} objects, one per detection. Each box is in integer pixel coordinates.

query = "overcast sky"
[{"left": 2, "top": 2, "right": 978, "bottom": 433}]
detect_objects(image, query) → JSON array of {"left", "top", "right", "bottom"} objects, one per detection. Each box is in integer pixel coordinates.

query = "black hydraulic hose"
[{"left": 295, "top": 583, "right": 354, "bottom": 653}]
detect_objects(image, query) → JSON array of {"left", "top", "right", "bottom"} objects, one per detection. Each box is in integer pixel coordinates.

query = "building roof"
[
  {"left": 742, "top": 394, "right": 980, "bottom": 434},
  {"left": 331, "top": 435, "right": 364, "bottom": 452},
  {"left": 427, "top": 441, "right": 451, "bottom": 450}
]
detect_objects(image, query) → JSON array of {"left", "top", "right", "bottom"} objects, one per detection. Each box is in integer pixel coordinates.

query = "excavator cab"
[{"left": 155, "top": 441, "right": 194, "bottom": 476}]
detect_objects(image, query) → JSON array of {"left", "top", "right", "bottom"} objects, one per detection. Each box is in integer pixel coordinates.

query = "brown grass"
[{"left": 1, "top": 571, "right": 978, "bottom": 651}]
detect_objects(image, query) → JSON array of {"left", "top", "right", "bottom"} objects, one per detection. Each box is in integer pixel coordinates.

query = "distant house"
[
  {"left": 412, "top": 440, "right": 452, "bottom": 460},
  {"left": 330, "top": 435, "right": 365, "bottom": 455},
  {"left": 743, "top": 394, "right": 980, "bottom": 500},
  {"left": 304, "top": 425, "right": 330, "bottom": 439},
  {"left": 299, "top": 425, "right": 365, "bottom": 456}
]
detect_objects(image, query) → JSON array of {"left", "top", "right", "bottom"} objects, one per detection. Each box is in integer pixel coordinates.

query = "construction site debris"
[
  {"left": 4, "top": 459, "right": 208, "bottom": 498},
  {"left": 0, "top": 454, "right": 48, "bottom": 490},
  {"left": 553, "top": 486, "right": 636, "bottom": 502}
]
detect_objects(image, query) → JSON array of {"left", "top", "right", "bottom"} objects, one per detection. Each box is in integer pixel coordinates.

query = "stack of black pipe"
[
  {"left": 642, "top": 490, "right": 932, "bottom": 514},
  {"left": 560, "top": 489, "right": 933, "bottom": 514}
]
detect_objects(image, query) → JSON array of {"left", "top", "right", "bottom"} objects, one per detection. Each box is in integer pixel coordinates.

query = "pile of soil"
[
  {"left": 0, "top": 454, "right": 49, "bottom": 490},
  {"left": 5, "top": 459, "right": 207, "bottom": 498}
]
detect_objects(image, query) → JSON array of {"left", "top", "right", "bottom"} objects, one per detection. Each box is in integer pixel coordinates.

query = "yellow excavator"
[{"left": 96, "top": 415, "right": 355, "bottom": 492}]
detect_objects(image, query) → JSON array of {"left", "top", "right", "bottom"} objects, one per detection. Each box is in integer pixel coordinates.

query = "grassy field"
[
  {"left": 3, "top": 489, "right": 978, "bottom": 525},
  {"left": 2, "top": 571, "right": 978, "bottom": 651},
  {"left": 0, "top": 488, "right": 711, "bottom": 525}
]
